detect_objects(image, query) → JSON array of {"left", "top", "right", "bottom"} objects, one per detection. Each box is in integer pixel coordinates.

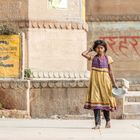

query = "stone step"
[
  {"left": 129, "top": 85, "right": 140, "bottom": 91},
  {"left": 123, "top": 92, "right": 140, "bottom": 119},
  {"left": 125, "top": 91, "right": 140, "bottom": 102},
  {"left": 124, "top": 102, "right": 140, "bottom": 114},
  {"left": 0, "top": 109, "right": 30, "bottom": 119},
  {"left": 128, "top": 80, "right": 140, "bottom": 91},
  {"left": 123, "top": 113, "right": 140, "bottom": 119}
]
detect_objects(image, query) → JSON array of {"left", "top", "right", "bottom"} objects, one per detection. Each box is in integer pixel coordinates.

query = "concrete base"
[
  {"left": 0, "top": 78, "right": 129, "bottom": 119},
  {"left": 0, "top": 119, "right": 139, "bottom": 140}
]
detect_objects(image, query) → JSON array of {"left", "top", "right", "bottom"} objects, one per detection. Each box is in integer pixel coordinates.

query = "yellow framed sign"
[{"left": 0, "top": 34, "right": 22, "bottom": 78}]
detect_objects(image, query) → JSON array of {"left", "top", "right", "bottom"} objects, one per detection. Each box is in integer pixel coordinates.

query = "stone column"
[{"left": 27, "top": 0, "right": 88, "bottom": 79}]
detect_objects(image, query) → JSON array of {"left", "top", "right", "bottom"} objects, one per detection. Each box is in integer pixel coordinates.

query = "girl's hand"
[
  {"left": 112, "top": 83, "right": 118, "bottom": 89},
  {"left": 88, "top": 47, "right": 93, "bottom": 52}
]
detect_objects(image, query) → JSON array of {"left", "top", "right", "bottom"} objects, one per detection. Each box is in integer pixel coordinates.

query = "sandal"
[
  {"left": 92, "top": 124, "right": 100, "bottom": 129},
  {"left": 105, "top": 121, "right": 111, "bottom": 128}
]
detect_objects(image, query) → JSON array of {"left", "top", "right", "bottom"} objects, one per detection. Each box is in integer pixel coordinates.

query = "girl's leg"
[
  {"left": 93, "top": 109, "right": 101, "bottom": 128},
  {"left": 103, "top": 110, "right": 111, "bottom": 128},
  {"left": 103, "top": 110, "right": 110, "bottom": 122}
]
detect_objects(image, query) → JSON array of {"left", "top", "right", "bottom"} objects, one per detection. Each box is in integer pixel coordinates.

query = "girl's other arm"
[{"left": 108, "top": 64, "right": 118, "bottom": 88}]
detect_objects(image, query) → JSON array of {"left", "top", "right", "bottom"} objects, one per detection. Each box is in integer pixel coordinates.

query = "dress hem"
[{"left": 83, "top": 104, "right": 117, "bottom": 112}]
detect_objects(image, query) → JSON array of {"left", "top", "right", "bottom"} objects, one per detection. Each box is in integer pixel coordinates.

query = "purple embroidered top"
[{"left": 92, "top": 55, "right": 109, "bottom": 68}]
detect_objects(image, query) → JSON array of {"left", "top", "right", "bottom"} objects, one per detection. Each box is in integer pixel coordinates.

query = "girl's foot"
[
  {"left": 105, "top": 121, "right": 111, "bottom": 128},
  {"left": 92, "top": 124, "right": 100, "bottom": 129}
]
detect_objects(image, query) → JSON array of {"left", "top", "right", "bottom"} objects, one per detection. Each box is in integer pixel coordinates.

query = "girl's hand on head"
[{"left": 88, "top": 47, "right": 93, "bottom": 52}]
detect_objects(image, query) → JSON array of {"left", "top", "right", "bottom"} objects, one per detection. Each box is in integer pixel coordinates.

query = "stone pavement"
[{"left": 0, "top": 119, "right": 140, "bottom": 140}]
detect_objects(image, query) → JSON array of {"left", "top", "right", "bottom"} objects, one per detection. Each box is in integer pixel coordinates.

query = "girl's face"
[{"left": 95, "top": 45, "right": 105, "bottom": 54}]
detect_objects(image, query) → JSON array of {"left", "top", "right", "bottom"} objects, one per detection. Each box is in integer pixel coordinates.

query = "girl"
[{"left": 81, "top": 40, "right": 118, "bottom": 129}]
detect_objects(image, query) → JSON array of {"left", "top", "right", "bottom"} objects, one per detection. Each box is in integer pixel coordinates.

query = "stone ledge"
[
  {"left": 30, "top": 78, "right": 129, "bottom": 89},
  {"left": 87, "top": 15, "right": 140, "bottom": 22},
  {"left": 30, "top": 80, "right": 89, "bottom": 88},
  {"left": 0, "top": 109, "right": 30, "bottom": 119},
  {"left": 128, "top": 80, "right": 140, "bottom": 91},
  {"left": 31, "top": 71, "right": 90, "bottom": 79},
  {"left": 123, "top": 113, "right": 140, "bottom": 119},
  {"left": 0, "top": 80, "right": 30, "bottom": 89},
  {"left": 125, "top": 92, "right": 140, "bottom": 102},
  {"left": 18, "top": 20, "right": 88, "bottom": 31},
  {"left": 0, "top": 77, "right": 129, "bottom": 89},
  {"left": 129, "top": 80, "right": 140, "bottom": 84},
  {"left": 129, "top": 85, "right": 140, "bottom": 91},
  {"left": 0, "top": 20, "right": 88, "bottom": 31}
]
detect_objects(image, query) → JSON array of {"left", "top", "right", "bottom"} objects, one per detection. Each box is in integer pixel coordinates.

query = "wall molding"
[
  {"left": 31, "top": 71, "right": 90, "bottom": 80},
  {"left": 86, "top": 15, "right": 140, "bottom": 22},
  {"left": 0, "top": 78, "right": 129, "bottom": 89},
  {"left": 0, "top": 20, "right": 88, "bottom": 32}
]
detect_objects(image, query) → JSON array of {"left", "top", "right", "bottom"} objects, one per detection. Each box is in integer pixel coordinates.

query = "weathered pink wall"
[
  {"left": 86, "top": 0, "right": 140, "bottom": 81},
  {"left": 86, "top": 0, "right": 140, "bottom": 21},
  {"left": 87, "top": 22, "right": 140, "bottom": 81}
]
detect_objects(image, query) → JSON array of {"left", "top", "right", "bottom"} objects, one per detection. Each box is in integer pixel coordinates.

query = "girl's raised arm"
[{"left": 81, "top": 48, "right": 93, "bottom": 60}]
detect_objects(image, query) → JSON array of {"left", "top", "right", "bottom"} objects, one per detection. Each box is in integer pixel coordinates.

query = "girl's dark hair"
[{"left": 92, "top": 40, "right": 107, "bottom": 52}]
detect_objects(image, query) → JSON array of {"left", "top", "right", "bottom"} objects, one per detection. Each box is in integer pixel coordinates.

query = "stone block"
[{"left": 124, "top": 102, "right": 140, "bottom": 114}]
